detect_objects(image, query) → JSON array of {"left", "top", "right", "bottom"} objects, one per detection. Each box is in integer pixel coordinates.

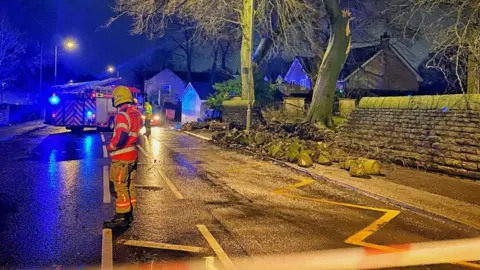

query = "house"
[
  {"left": 280, "top": 33, "right": 424, "bottom": 99},
  {"left": 181, "top": 82, "right": 216, "bottom": 123},
  {"left": 144, "top": 68, "right": 186, "bottom": 109},
  {"left": 145, "top": 68, "right": 233, "bottom": 121},
  {"left": 180, "top": 71, "right": 234, "bottom": 123}
]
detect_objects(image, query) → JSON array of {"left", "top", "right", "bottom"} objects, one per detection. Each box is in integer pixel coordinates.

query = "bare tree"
[
  {"left": 107, "top": 0, "right": 322, "bottom": 102},
  {"left": 0, "top": 13, "right": 25, "bottom": 82},
  {"left": 385, "top": 0, "right": 480, "bottom": 94}
]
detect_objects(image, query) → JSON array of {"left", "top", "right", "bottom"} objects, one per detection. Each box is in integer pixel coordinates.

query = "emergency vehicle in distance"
[{"left": 45, "top": 78, "right": 144, "bottom": 132}]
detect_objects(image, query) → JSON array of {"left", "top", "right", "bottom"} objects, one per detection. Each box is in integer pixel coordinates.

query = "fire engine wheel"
[{"left": 71, "top": 127, "right": 84, "bottom": 133}]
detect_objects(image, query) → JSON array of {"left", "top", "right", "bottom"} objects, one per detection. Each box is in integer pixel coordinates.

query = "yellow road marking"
[
  {"left": 272, "top": 178, "right": 480, "bottom": 269},
  {"left": 101, "top": 229, "right": 113, "bottom": 270},
  {"left": 119, "top": 239, "right": 209, "bottom": 253},
  {"left": 197, "top": 224, "right": 237, "bottom": 270},
  {"left": 345, "top": 210, "right": 401, "bottom": 244}
]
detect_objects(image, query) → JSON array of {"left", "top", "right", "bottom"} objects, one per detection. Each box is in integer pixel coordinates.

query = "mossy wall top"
[{"left": 358, "top": 94, "right": 480, "bottom": 111}]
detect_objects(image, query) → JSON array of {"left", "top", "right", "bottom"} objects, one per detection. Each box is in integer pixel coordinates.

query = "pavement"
[{"left": 0, "top": 124, "right": 480, "bottom": 269}]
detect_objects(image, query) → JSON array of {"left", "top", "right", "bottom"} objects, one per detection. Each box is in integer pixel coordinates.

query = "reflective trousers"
[
  {"left": 145, "top": 119, "right": 151, "bottom": 135},
  {"left": 109, "top": 160, "right": 137, "bottom": 214}
]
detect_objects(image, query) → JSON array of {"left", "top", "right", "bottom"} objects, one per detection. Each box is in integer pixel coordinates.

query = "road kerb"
[
  {"left": 101, "top": 229, "right": 113, "bottom": 270},
  {"left": 183, "top": 131, "right": 212, "bottom": 141}
]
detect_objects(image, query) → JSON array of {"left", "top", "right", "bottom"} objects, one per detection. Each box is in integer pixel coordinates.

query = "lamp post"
[
  {"left": 107, "top": 65, "right": 119, "bottom": 78},
  {"left": 246, "top": 0, "right": 255, "bottom": 131},
  {"left": 54, "top": 39, "right": 77, "bottom": 85}
]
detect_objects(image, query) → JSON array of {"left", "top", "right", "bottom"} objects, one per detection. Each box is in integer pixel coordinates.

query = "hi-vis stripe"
[
  {"left": 110, "top": 146, "right": 137, "bottom": 156},
  {"left": 52, "top": 98, "right": 95, "bottom": 126}
]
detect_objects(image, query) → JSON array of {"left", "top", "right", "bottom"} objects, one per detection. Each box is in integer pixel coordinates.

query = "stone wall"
[
  {"left": 222, "top": 104, "right": 264, "bottom": 129},
  {"left": 338, "top": 95, "right": 480, "bottom": 179}
]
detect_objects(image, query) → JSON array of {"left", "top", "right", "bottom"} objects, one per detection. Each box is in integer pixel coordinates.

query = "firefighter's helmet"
[{"left": 112, "top": 86, "right": 133, "bottom": 107}]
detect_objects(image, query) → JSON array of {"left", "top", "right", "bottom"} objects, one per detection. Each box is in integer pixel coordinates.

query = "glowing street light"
[
  {"left": 107, "top": 65, "right": 119, "bottom": 78},
  {"left": 64, "top": 40, "right": 77, "bottom": 50},
  {"left": 54, "top": 38, "right": 78, "bottom": 85}
]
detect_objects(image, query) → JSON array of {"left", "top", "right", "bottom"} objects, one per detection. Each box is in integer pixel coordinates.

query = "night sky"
[
  {"left": 16, "top": 1, "right": 427, "bottom": 84},
  {"left": 48, "top": 0, "right": 161, "bottom": 80}
]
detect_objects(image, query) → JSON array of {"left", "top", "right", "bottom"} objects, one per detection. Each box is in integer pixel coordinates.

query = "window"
[
  {"left": 300, "top": 79, "right": 307, "bottom": 89},
  {"left": 160, "top": 84, "right": 171, "bottom": 94}
]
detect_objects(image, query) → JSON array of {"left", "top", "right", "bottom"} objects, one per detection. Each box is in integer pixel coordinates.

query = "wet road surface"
[{"left": 0, "top": 125, "right": 479, "bottom": 269}]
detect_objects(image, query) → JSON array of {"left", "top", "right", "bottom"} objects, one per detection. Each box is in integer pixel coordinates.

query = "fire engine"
[{"left": 45, "top": 78, "right": 143, "bottom": 132}]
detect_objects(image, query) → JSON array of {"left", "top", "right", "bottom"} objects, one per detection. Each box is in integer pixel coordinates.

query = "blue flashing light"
[
  {"left": 86, "top": 111, "right": 93, "bottom": 117},
  {"left": 49, "top": 95, "right": 60, "bottom": 105}
]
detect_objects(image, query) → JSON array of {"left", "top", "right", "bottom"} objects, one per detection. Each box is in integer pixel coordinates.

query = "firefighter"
[
  {"left": 144, "top": 100, "right": 153, "bottom": 136},
  {"left": 104, "top": 86, "right": 142, "bottom": 228}
]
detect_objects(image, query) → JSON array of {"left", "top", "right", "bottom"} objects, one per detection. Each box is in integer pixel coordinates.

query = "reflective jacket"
[
  {"left": 144, "top": 102, "right": 153, "bottom": 120},
  {"left": 107, "top": 104, "right": 142, "bottom": 162}
]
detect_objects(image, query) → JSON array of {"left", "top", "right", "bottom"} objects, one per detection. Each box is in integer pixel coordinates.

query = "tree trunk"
[
  {"left": 306, "top": 0, "right": 352, "bottom": 127},
  {"left": 184, "top": 31, "right": 193, "bottom": 82},
  {"left": 252, "top": 37, "right": 273, "bottom": 66},
  {"left": 210, "top": 45, "right": 219, "bottom": 85},
  {"left": 220, "top": 41, "right": 231, "bottom": 71},
  {"left": 467, "top": 53, "right": 479, "bottom": 94},
  {"left": 240, "top": 0, "right": 254, "bottom": 101}
]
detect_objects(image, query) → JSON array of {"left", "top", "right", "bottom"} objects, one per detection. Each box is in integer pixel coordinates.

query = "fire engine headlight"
[
  {"left": 49, "top": 95, "right": 60, "bottom": 105},
  {"left": 141, "top": 115, "right": 146, "bottom": 119},
  {"left": 154, "top": 115, "right": 160, "bottom": 120}
]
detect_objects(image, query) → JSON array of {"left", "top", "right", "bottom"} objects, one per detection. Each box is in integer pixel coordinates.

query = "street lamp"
[
  {"left": 54, "top": 39, "right": 77, "bottom": 85},
  {"left": 107, "top": 65, "right": 119, "bottom": 78}
]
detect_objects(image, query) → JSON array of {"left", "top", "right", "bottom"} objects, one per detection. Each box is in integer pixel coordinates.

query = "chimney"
[{"left": 380, "top": 32, "right": 390, "bottom": 48}]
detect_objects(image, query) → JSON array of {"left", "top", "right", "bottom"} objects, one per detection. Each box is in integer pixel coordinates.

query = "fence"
[{"left": 0, "top": 104, "right": 42, "bottom": 125}]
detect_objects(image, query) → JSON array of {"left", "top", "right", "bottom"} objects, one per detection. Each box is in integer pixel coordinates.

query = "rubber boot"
[
  {"left": 127, "top": 210, "right": 134, "bottom": 223},
  {"left": 103, "top": 213, "right": 130, "bottom": 228}
]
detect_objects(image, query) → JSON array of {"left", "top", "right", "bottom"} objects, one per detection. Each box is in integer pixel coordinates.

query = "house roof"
[
  {"left": 174, "top": 70, "right": 233, "bottom": 84},
  {"left": 291, "top": 44, "right": 422, "bottom": 83},
  {"left": 339, "top": 45, "right": 382, "bottom": 79},
  {"left": 190, "top": 82, "right": 216, "bottom": 100},
  {"left": 296, "top": 56, "right": 321, "bottom": 75}
]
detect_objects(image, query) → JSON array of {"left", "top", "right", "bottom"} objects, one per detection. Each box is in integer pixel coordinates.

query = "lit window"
[
  {"left": 300, "top": 79, "right": 307, "bottom": 89},
  {"left": 161, "top": 84, "right": 171, "bottom": 94}
]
